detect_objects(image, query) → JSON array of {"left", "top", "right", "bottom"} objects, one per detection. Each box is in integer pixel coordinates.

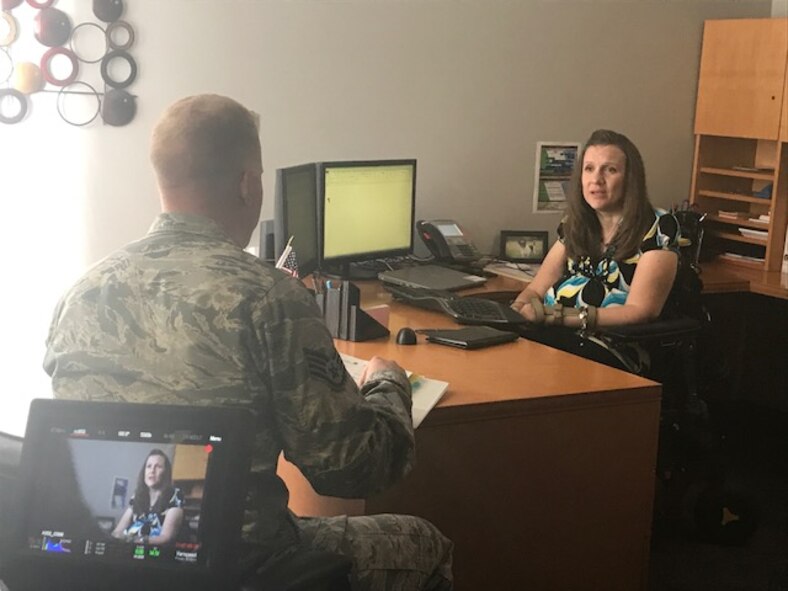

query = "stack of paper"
[
  {"left": 738, "top": 228, "right": 768, "bottom": 239},
  {"left": 717, "top": 210, "right": 740, "bottom": 219},
  {"left": 747, "top": 214, "right": 770, "bottom": 224},
  {"left": 341, "top": 353, "right": 448, "bottom": 428}
]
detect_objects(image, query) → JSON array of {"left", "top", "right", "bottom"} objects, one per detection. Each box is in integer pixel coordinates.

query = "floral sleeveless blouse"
[{"left": 545, "top": 210, "right": 680, "bottom": 309}]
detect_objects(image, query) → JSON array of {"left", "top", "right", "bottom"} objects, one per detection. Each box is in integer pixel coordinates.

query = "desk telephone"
[{"left": 417, "top": 219, "right": 482, "bottom": 263}]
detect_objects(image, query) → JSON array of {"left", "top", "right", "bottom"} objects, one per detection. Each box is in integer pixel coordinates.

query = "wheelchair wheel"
[{"left": 693, "top": 487, "right": 758, "bottom": 546}]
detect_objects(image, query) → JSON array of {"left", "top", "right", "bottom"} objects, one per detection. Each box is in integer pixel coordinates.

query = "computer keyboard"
[{"left": 383, "top": 283, "right": 527, "bottom": 325}]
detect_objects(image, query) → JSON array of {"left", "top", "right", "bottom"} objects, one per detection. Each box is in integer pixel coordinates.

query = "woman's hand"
[
  {"left": 509, "top": 240, "right": 567, "bottom": 323},
  {"left": 111, "top": 507, "right": 133, "bottom": 540},
  {"left": 511, "top": 298, "right": 538, "bottom": 322}
]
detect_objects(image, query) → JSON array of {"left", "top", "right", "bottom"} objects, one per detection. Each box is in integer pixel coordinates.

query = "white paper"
[{"left": 340, "top": 353, "right": 448, "bottom": 428}]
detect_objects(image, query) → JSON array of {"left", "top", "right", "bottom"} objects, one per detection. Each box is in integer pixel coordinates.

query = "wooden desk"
[
  {"left": 701, "top": 259, "right": 788, "bottom": 300},
  {"left": 279, "top": 278, "right": 661, "bottom": 590},
  {"left": 697, "top": 261, "right": 788, "bottom": 411}
]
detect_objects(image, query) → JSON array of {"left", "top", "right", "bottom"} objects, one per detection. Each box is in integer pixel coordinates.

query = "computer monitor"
[
  {"left": 319, "top": 159, "right": 416, "bottom": 278},
  {"left": 273, "top": 163, "right": 320, "bottom": 277}
]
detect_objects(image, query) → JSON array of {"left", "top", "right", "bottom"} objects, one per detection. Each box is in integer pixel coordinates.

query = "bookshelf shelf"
[
  {"left": 712, "top": 230, "right": 768, "bottom": 246},
  {"left": 690, "top": 18, "right": 788, "bottom": 272},
  {"left": 699, "top": 166, "right": 775, "bottom": 181},
  {"left": 697, "top": 190, "right": 771, "bottom": 205},
  {"left": 690, "top": 136, "right": 785, "bottom": 272},
  {"left": 716, "top": 253, "right": 765, "bottom": 269},
  {"left": 706, "top": 214, "right": 769, "bottom": 230}
]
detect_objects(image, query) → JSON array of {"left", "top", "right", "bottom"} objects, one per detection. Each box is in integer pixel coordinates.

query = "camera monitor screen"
[
  {"left": 320, "top": 160, "right": 416, "bottom": 276},
  {"left": 3, "top": 400, "right": 253, "bottom": 591}
]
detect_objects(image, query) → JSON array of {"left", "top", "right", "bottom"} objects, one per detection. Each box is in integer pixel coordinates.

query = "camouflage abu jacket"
[{"left": 43, "top": 212, "right": 414, "bottom": 552}]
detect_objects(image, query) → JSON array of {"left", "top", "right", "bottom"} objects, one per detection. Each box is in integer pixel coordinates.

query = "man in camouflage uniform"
[{"left": 43, "top": 94, "right": 453, "bottom": 590}]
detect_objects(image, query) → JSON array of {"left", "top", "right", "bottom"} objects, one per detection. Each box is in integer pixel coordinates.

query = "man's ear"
[{"left": 239, "top": 170, "right": 253, "bottom": 203}]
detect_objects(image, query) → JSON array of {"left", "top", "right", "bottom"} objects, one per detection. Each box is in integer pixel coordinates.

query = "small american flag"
[{"left": 275, "top": 236, "right": 299, "bottom": 278}]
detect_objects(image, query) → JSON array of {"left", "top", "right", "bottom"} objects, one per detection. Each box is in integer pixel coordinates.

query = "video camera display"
[{"left": 23, "top": 424, "right": 221, "bottom": 568}]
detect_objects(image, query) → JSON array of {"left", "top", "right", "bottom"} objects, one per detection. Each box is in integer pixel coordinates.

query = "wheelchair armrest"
[
  {"left": 240, "top": 548, "right": 352, "bottom": 591},
  {"left": 596, "top": 317, "right": 701, "bottom": 343}
]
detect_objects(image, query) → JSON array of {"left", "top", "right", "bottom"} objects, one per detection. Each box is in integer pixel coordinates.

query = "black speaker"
[{"left": 259, "top": 220, "right": 275, "bottom": 262}]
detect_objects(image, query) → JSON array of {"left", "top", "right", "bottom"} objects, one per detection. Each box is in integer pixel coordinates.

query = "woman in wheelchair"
[
  {"left": 111, "top": 449, "right": 184, "bottom": 546},
  {"left": 511, "top": 129, "right": 680, "bottom": 374}
]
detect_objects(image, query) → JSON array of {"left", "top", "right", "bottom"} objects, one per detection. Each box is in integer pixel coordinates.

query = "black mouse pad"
[{"left": 424, "top": 326, "right": 519, "bottom": 349}]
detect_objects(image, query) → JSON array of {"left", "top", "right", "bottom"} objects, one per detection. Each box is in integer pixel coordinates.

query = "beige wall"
[
  {"left": 3, "top": 1, "right": 772, "bottom": 263},
  {"left": 0, "top": 0, "right": 774, "bottom": 433}
]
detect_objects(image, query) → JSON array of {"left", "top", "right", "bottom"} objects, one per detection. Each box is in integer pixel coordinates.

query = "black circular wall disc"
[
  {"left": 93, "top": 0, "right": 124, "bottom": 23},
  {"left": 34, "top": 7, "right": 72, "bottom": 48},
  {"left": 102, "top": 88, "right": 136, "bottom": 126}
]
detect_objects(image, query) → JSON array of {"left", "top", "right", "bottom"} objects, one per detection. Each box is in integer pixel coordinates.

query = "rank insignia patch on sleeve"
[{"left": 304, "top": 348, "right": 347, "bottom": 390}]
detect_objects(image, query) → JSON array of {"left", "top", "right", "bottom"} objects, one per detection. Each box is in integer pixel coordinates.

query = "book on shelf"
[
  {"left": 340, "top": 353, "right": 448, "bottom": 428},
  {"left": 717, "top": 210, "right": 740, "bottom": 219}
]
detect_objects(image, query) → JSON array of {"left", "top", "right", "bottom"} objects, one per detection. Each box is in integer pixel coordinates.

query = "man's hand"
[{"left": 358, "top": 356, "right": 406, "bottom": 385}]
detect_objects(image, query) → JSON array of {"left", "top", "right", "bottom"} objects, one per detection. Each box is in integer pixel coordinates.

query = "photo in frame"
[
  {"left": 500, "top": 230, "right": 548, "bottom": 264},
  {"left": 533, "top": 141, "right": 580, "bottom": 213}
]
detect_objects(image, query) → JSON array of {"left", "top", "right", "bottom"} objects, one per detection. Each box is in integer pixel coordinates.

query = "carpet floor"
[{"left": 649, "top": 404, "right": 788, "bottom": 591}]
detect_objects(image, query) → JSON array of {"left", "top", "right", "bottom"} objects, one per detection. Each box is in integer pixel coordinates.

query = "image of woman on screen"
[
  {"left": 112, "top": 449, "right": 184, "bottom": 545},
  {"left": 510, "top": 129, "right": 680, "bottom": 374}
]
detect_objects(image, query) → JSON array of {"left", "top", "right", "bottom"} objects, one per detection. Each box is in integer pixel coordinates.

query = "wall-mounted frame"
[
  {"left": 533, "top": 141, "right": 580, "bottom": 214},
  {"left": 500, "top": 230, "right": 548, "bottom": 264}
]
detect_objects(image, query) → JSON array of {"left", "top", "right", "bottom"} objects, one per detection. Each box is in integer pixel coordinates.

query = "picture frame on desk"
[{"left": 499, "top": 230, "right": 548, "bottom": 264}]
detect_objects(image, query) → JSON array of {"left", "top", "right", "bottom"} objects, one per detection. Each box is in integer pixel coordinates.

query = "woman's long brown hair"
[
  {"left": 131, "top": 449, "right": 175, "bottom": 516},
  {"left": 562, "top": 129, "right": 655, "bottom": 261}
]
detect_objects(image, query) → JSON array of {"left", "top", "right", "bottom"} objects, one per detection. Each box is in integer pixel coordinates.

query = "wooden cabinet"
[
  {"left": 690, "top": 18, "right": 788, "bottom": 272},
  {"left": 694, "top": 18, "right": 787, "bottom": 140}
]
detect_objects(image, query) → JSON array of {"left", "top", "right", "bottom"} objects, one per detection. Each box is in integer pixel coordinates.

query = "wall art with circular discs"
[{"left": 0, "top": 0, "right": 137, "bottom": 126}]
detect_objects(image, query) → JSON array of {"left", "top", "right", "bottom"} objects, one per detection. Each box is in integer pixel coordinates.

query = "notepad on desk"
[{"left": 341, "top": 353, "right": 448, "bottom": 428}]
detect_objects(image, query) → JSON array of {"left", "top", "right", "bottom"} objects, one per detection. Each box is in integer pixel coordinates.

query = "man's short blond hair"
[{"left": 150, "top": 94, "right": 261, "bottom": 189}]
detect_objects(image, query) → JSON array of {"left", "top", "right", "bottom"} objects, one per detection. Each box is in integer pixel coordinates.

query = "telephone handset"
[{"left": 416, "top": 219, "right": 482, "bottom": 263}]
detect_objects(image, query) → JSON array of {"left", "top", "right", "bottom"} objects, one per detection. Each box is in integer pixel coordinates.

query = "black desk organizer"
[{"left": 315, "top": 281, "right": 389, "bottom": 342}]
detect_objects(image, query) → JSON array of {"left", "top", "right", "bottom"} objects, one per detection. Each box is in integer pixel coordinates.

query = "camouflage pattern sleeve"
[{"left": 256, "top": 277, "right": 415, "bottom": 498}]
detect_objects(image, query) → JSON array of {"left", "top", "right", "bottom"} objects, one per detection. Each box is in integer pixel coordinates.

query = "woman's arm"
[
  {"left": 593, "top": 249, "right": 678, "bottom": 326},
  {"left": 513, "top": 247, "right": 678, "bottom": 328},
  {"left": 511, "top": 240, "right": 567, "bottom": 321},
  {"left": 111, "top": 507, "right": 133, "bottom": 539},
  {"left": 146, "top": 507, "right": 184, "bottom": 545}
]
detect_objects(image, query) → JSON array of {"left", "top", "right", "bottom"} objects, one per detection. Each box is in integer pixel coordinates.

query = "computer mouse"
[{"left": 396, "top": 327, "right": 418, "bottom": 345}]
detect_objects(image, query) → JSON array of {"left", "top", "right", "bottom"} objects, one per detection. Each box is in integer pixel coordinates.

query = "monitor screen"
[
  {"left": 4, "top": 399, "right": 253, "bottom": 591},
  {"left": 320, "top": 160, "right": 416, "bottom": 272},
  {"left": 273, "top": 163, "right": 320, "bottom": 277},
  {"left": 22, "top": 426, "right": 220, "bottom": 567}
]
